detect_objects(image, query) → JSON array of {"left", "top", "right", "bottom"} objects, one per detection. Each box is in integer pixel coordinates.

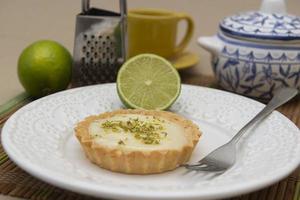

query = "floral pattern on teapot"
[
  {"left": 212, "top": 34, "right": 300, "bottom": 101},
  {"left": 220, "top": 12, "right": 300, "bottom": 40}
]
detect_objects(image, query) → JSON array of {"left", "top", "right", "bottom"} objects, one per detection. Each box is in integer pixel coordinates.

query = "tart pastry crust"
[{"left": 75, "top": 109, "right": 201, "bottom": 174}]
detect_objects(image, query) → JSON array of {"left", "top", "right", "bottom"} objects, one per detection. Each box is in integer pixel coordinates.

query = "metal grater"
[{"left": 72, "top": 0, "right": 127, "bottom": 87}]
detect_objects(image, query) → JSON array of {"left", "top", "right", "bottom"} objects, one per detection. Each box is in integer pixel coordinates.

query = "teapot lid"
[{"left": 219, "top": 0, "right": 300, "bottom": 41}]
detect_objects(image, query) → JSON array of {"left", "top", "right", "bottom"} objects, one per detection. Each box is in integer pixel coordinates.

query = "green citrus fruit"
[
  {"left": 117, "top": 54, "right": 181, "bottom": 110},
  {"left": 18, "top": 40, "right": 72, "bottom": 97}
]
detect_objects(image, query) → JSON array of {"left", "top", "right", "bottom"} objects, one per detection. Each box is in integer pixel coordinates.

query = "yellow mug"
[{"left": 128, "top": 9, "right": 194, "bottom": 58}]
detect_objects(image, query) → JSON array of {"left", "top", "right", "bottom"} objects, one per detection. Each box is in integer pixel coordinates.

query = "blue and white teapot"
[{"left": 198, "top": 0, "right": 300, "bottom": 101}]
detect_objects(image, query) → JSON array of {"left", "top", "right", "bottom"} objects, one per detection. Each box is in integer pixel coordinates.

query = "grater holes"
[
  {"left": 76, "top": 32, "right": 120, "bottom": 84},
  {"left": 83, "top": 34, "right": 87, "bottom": 40}
]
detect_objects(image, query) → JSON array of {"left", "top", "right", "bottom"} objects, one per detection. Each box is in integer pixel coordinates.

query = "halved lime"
[{"left": 117, "top": 54, "right": 181, "bottom": 110}]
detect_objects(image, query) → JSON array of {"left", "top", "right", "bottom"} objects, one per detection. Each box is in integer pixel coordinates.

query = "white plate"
[{"left": 2, "top": 84, "right": 300, "bottom": 200}]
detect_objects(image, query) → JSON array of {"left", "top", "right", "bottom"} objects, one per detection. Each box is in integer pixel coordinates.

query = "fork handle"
[{"left": 230, "top": 87, "right": 298, "bottom": 144}]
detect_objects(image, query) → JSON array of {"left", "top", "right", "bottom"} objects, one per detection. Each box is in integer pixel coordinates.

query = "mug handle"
[{"left": 173, "top": 13, "right": 194, "bottom": 55}]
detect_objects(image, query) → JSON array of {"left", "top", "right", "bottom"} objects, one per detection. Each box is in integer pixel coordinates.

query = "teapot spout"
[{"left": 197, "top": 36, "right": 223, "bottom": 56}]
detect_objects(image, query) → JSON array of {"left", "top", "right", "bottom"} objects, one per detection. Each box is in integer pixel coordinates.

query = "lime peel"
[{"left": 18, "top": 40, "right": 72, "bottom": 98}]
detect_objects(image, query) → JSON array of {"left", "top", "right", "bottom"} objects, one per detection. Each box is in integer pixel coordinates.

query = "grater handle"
[
  {"left": 82, "top": 0, "right": 126, "bottom": 15},
  {"left": 82, "top": 0, "right": 90, "bottom": 13},
  {"left": 119, "top": 0, "right": 127, "bottom": 61},
  {"left": 119, "top": 0, "right": 127, "bottom": 16}
]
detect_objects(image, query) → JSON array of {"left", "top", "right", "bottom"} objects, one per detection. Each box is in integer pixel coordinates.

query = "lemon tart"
[{"left": 75, "top": 109, "right": 201, "bottom": 174}]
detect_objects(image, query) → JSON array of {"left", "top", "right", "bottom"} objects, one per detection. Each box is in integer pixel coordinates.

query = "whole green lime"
[{"left": 18, "top": 40, "right": 72, "bottom": 98}]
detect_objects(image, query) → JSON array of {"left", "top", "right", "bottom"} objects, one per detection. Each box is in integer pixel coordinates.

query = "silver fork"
[{"left": 182, "top": 87, "right": 299, "bottom": 172}]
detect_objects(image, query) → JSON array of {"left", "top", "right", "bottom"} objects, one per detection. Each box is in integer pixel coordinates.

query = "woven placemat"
[{"left": 0, "top": 74, "right": 299, "bottom": 200}]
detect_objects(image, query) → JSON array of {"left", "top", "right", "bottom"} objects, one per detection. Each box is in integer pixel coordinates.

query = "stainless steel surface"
[
  {"left": 183, "top": 87, "right": 299, "bottom": 172},
  {"left": 81, "top": 0, "right": 90, "bottom": 13},
  {"left": 120, "top": 0, "right": 127, "bottom": 60},
  {"left": 72, "top": 0, "right": 127, "bottom": 86}
]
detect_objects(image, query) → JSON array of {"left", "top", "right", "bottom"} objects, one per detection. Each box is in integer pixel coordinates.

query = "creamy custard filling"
[{"left": 89, "top": 114, "right": 187, "bottom": 151}]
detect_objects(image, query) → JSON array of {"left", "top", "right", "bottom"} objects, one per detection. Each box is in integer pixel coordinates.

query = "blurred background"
[{"left": 1, "top": 0, "right": 300, "bottom": 104}]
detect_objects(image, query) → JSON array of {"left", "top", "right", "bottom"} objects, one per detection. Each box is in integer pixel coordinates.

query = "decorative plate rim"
[{"left": 2, "top": 84, "right": 300, "bottom": 200}]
